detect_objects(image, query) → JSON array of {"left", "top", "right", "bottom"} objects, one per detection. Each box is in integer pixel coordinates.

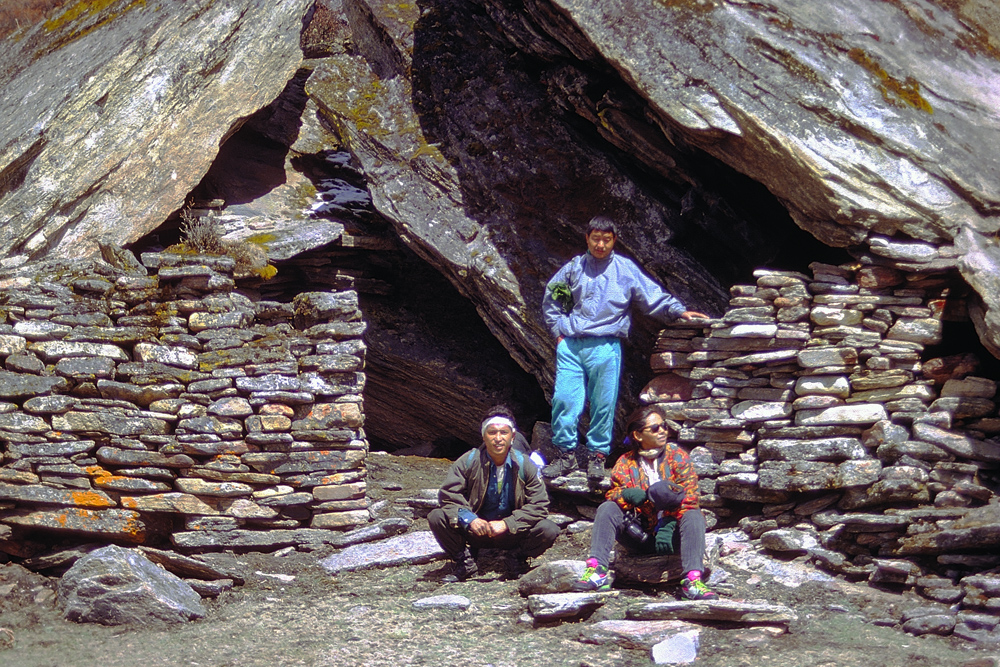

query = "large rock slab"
[
  {"left": 527, "top": 591, "right": 619, "bottom": 619},
  {"left": 307, "top": 0, "right": 741, "bottom": 394},
  {"left": 318, "top": 530, "right": 445, "bottom": 573},
  {"left": 0, "top": 0, "right": 311, "bottom": 265},
  {"left": 58, "top": 545, "right": 205, "bottom": 625},
  {"left": 627, "top": 598, "right": 797, "bottom": 626},
  {"left": 580, "top": 619, "right": 700, "bottom": 650}
]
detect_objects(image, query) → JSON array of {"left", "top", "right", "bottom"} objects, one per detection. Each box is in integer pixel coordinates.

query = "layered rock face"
[
  {"left": 633, "top": 258, "right": 1000, "bottom": 620},
  {"left": 0, "top": 0, "right": 311, "bottom": 265},
  {"left": 475, "top": 0, "right": 1000, "bottom": 354},
  {"left": 0, "top": 253, "right": 368, "bottom": 555}
]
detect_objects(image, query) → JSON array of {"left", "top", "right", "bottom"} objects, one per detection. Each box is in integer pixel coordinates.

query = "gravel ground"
[{"left": 0, "top": 454, "right": 996, "bottom": 667}]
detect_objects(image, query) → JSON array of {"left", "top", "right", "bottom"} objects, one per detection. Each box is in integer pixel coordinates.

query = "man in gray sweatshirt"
[{"left": 541, "top": 216, "right": 708, "bottom": 479}]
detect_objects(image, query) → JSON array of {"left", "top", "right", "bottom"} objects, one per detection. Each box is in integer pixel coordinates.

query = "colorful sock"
[{"left": 686, "top": 570, "right": 702, "bottom": 582}]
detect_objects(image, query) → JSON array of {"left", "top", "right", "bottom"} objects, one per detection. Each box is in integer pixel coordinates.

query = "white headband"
[{"left": 481, "top": 416, "right": 516, "bottom": 437}]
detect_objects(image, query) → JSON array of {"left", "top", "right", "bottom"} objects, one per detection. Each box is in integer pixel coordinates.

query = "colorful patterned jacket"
[{"left": 606, "top": 444, "right": 700, "bottom": 532}]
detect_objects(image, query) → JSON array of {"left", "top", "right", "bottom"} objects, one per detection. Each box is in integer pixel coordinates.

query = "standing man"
[
  {"left": 428, "top": 406, "right": 559, "bottom": 581},
  {"left": 542, "top": 216, "right": 708, "bottom": 480}
]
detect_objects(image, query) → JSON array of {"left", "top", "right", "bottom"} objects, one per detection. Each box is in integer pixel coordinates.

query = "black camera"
[{"left": 621, "top": 510, "right": 650, "bottom": 547}]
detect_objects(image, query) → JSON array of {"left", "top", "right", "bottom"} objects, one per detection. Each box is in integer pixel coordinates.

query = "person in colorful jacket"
[
  {"left": 429, "top": 405, "right": 559, "bottom": 582},
  {"left": 571, "top": 405, "right": 717, "bottom": 600},
  {"left": 541, "top": 215, "right": 708, "bottom": 480}
]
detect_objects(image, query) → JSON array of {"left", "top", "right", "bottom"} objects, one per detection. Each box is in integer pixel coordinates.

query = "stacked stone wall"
[
  {"left": 0, "top": 253, "right": 368, "bottom": 555},
  {"left": 645, "top": 261, "right": 1000, "bottom": 619}
]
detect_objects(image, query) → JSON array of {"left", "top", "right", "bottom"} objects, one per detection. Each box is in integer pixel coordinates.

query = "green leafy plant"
[{"left": 548, "top": 281, "right": 574, "bottom": 313}]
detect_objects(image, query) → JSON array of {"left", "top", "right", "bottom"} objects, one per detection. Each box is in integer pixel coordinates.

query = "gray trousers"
[{"left": 588, "top": 500, "right": 706, "bottom": 575}]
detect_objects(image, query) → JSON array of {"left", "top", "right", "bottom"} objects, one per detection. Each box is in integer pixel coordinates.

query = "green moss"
[
  {"left": 410, "top": 142, "right": 444, "bottom": 162},
  {"left": 849, "top": 48, "right": 933, "bottom": 113},
  {"left": 256, "top": 265, "right": 278, "bottom": 280},
  {"left": 289, "top": 182, "right": 318, "bottom": 211}
]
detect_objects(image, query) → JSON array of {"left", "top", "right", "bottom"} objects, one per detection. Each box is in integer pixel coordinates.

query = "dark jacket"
[{"left": 438, "top": 447, "right": 550, "bottom": 535}]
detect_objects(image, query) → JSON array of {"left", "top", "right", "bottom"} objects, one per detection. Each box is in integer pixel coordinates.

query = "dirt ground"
[{"left": 0, "top": 453, "right": 997, "bottom": 667}]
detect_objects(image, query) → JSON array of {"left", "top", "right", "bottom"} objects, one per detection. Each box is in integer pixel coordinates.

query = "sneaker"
[
  {"left": 586, "top": 451, "right": 607, "bottom": 480},
  {"left": 680, "top": 576, "right": 718, "bottom": 601},
  {"left": 442, "top": 550, "right": 478, "bottom": 582},
  {"left": 570, "top": 558, "right": 613, "bottom": 592},
  {"left": 541, "top": 448, "right": 577, "bottom": 479},
  {"left": 503, "top": 552, "right": 531, "bottom": 579}
]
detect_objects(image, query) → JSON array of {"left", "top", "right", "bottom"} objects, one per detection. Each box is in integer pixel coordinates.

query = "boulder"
[{"left": 57, "top": 545, "right": 205, "bottom": 625}]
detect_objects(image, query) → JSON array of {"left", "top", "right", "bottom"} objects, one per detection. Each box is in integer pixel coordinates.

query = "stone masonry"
[
  {"left": 643, "top": 261, "right": 1000, "bottom": 635},
  {"left": 0, "top": 252, "right": 367, "bottom": 556}
]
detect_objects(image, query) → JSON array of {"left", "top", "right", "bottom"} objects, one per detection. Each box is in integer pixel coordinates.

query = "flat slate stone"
[
  {"left": 912, "top": 423, "right": 1000, "bottom": 462},
  {"left": 0, "top": 482, "right": 115, "bottom": 508},
  {"left": 138, "top": 546, "right": 249, "bottom": 584},
  {"left": 319, "top": 530, "right": 445, "bottom": 574},
  {"left": 628, "top": 598, "right": 797, "bottom": 626},
  {"left": 527, "top": 591, "right": 619, "bottom": 619},
  {"left": 0, "top": 371, "right": 70, "bottom": 398},
  {"left": 412, "top": 594, "right": 471, "bottom": 610},
  {"left": 581, "top": 619, "right": 699, "bottom": 650},
  {"left": 758, "top": 437, "right": 865, "bottom": 462},
  {"left": 795, "top": 404, "right": 887, "bottom": 426},
  {"left": 5, "top": 508, "right": 145, "bottom": 542}
]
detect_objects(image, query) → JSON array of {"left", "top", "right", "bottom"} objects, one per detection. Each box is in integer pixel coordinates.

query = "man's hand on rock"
[{"left": 680, "top": 311, "right": 710, "bottom": 320}]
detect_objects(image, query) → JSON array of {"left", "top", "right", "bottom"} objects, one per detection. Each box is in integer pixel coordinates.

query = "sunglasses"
[{"left": 642, "top": 422, "right": 668, "bottom": 433}]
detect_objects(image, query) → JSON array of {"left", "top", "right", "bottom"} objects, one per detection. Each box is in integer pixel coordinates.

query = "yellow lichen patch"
[
  {"left": 247, "top": 233, "right": 279, "bottom": 245},
  {"left": 41, "top": 0, "right": 146, "bottom": 51},
  {"left": 256, "top": 264, "right": 278, "bottom": 280},
  {"left": 848, "top": 48, "right": 933, "bottom": 113}
]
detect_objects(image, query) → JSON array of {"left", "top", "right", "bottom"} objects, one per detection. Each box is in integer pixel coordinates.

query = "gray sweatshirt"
[{"left": 542, "top": 251, "right": 686, "bottom": 340}]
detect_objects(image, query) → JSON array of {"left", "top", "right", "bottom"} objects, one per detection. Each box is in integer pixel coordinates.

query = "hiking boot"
[
  {"left": 680, "top": 576, "right": 718, "bottom": 601},
  {"left": 442, "top": 550, "right": 478, "bottom": 582},
  {"left": 541, "top": 448, "right": 577, "bottom": 479},
  {"left": 586, "top": 451, "right": 607, "bottom": 480},
  {"left": 503, "top": 551, "right": 531, "bottom": 579},
  {"left": 570, "top": 558, "right": 613, "bottom": 592}
]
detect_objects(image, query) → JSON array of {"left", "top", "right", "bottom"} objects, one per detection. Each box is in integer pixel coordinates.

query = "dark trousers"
[
  {"left": 588, "top": 500, "right": 706, "bottom": 575},
  {"left": 428, "top": 508, "right": 560, "bottom": 560}
]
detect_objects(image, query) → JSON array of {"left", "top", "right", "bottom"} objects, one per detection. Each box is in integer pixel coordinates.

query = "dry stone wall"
[
  {"left": 0, "top": 253, "right": 368, "bottom": 556},
  {"left": 645, "top": 261, "right": 1000, "bottom": 617}
]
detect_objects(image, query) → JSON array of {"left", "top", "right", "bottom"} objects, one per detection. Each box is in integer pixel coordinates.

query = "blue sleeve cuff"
[{"left": 457, "top": 509, "right": 477, "bottom": 528}]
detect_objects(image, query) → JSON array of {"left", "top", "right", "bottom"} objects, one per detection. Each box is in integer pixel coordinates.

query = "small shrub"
[
  {"left": 175, "top": 207, "right": 275, "bottom": 280},
  {"left": 179, "top": 208, "right": 227, "bottom": 255}
]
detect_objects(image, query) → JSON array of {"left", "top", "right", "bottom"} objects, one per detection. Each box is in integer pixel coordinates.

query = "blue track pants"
[{"left": 550, "top": 336, "right": 622, "bottom": 455}]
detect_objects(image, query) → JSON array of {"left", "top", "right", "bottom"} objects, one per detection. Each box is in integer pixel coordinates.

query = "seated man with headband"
[{"left": 428, "top": 405, "right": 560, "bottom": 581}]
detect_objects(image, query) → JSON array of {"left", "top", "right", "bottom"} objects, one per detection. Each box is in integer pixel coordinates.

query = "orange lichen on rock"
[{"left": 70, "top": 490, "right": 116, "bottom": 508}]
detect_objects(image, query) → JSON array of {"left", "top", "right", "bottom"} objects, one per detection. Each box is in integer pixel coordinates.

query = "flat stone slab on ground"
[
  {"left": 627, "top": 598, "right": 797, "bottom": 626},
  {"left": 580, "top": 619, "right": 700, "bottom": 650},
  {"left": 138, "top": 547, "right": 248, "bottom": 584},
  {"left": 319, "top": 530, "right": 445, "bottom": 574},
  {"left": 527, "top": 591, "right": 619, "bottom": 619},
  {"left": 412, "top": 594, "right": 471, "bottom": 610}
]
